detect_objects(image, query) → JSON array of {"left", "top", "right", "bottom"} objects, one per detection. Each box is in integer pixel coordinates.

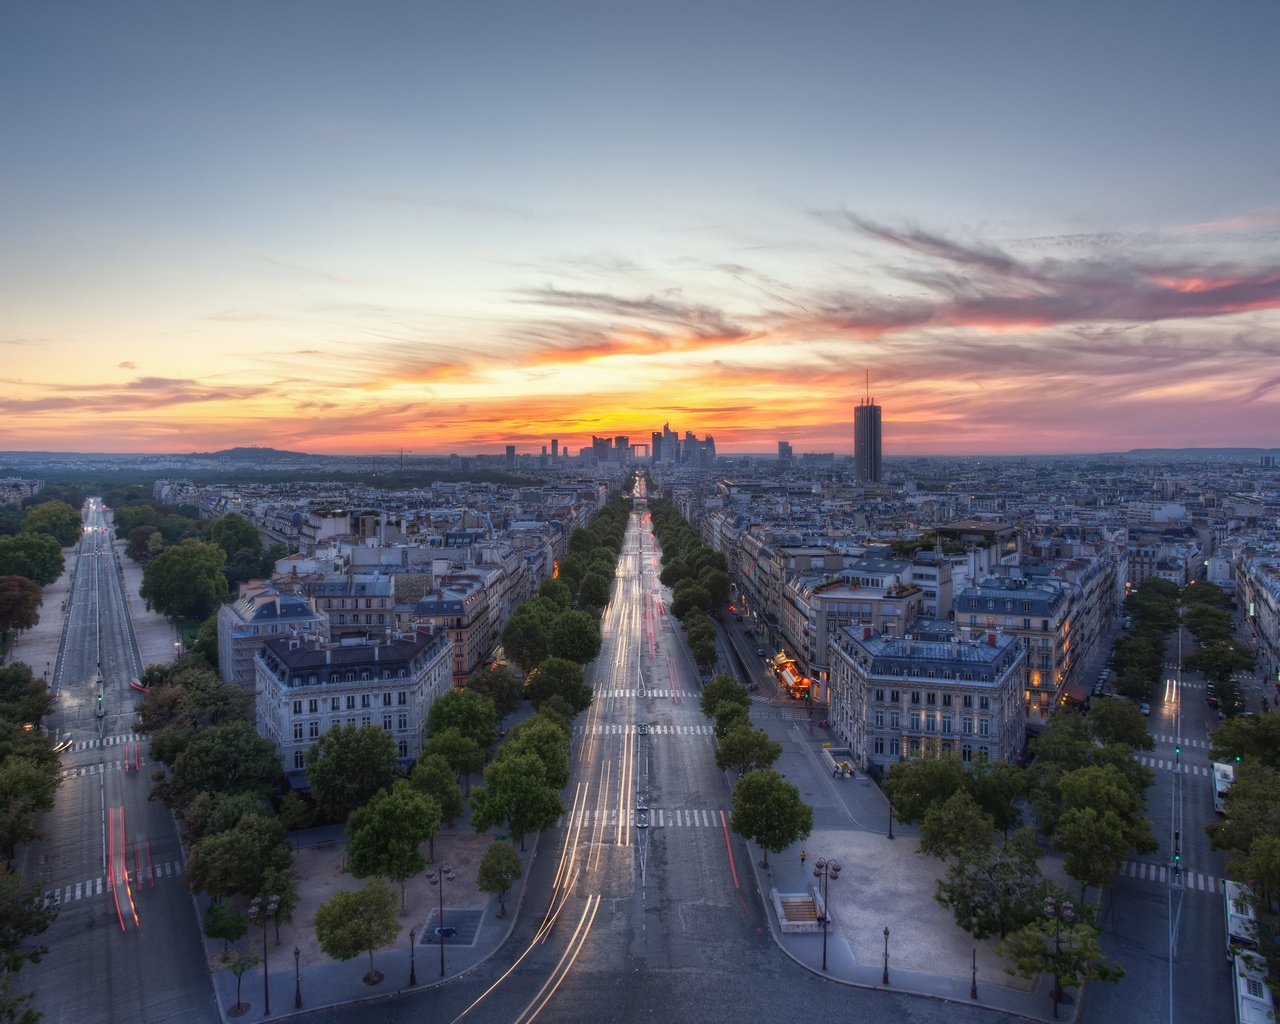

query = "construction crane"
[{"left": 387, "top": 448, "right": 413, "bottom": 472}]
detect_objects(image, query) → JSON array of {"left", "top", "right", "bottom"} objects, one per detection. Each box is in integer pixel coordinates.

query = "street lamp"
[
  {"left": 1043, "top": 896, "right": 1075, "bottom": 1019},
  {"left": 293, "top": 946, "right": 302, "bottom": 1009},
  {"left": 426, "top": 864, "right": 455, "bottom": 977},
  {"left": 882, "top": 926, "right": 890, "bottom": 985},
  {"left": 409, "top": 927, "right": 417, "bottom": 987},
  {"left": 812, "top": 858, "right": 841, "bottom": 971},
  {"left": 887, "top": 799, "right": 895, "bottom": 840},
  {"left": 247, "top": 894, "right": 279, "bottom": 1016}
]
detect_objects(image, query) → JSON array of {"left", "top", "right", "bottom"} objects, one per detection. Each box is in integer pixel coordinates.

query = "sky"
[{"left": 3, "top": 1, "right": 1279, "bottom": 457}]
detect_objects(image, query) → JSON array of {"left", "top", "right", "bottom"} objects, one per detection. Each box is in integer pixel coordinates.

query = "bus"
[
  {"left": 1233, "top": 950, "right": 1273, "bottom": 1024},
  {"left": 1214, "top": 761, "right": 1236, "bottom": 815},
  {"left": 1224, "top": 880, "right": 1259, "bottom": 959}
]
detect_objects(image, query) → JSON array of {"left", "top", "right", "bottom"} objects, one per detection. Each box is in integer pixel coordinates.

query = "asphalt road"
[
  {"left": 295, "top": 496, "right": 1022, "bottom": 1024},
  {"left": 19, "top": 500, "right": 219, "bottom": 1024}
]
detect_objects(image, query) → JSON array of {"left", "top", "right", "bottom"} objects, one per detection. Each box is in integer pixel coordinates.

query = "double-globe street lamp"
[
  {"left": 811, "top": 858, "right": 841, "bottom": 971},
  {"left": 409, "top": 927, "right": 417, "bottom": 986},
  {"left": 426, "top": 864, "right": 456, "bottom": 977},
  {"left": 1043, "top": 896, "right": 1075, "bottom": 1019},
  {"left": 293, "top": 945, "right": 302, "bottom": 1009},
  {"left": 247, "top": 894, "right": 279, "bottom": 1017}
]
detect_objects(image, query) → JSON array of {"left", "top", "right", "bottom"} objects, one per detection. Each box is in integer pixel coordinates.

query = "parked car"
[
  {"left": 756, "top": 646, "right": 766, "bottom": 657},
  {"left": 1139, "top": 702, "right": 1151, "bottom": 717}
]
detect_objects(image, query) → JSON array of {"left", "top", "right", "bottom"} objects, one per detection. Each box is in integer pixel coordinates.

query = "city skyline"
[{"left": 3, "top": 2, "right": 1279, "bottom": 457}]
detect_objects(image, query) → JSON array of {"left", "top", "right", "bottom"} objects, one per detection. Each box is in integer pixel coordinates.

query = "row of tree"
[
  {"left": 0, "top": 662, "right": 61, "bottom": 1022},
  {"left": 0, "top": 499, "right": 84, "bottom": 653},
  {"left": 647, "top": 497, "right": 730, "bottom": 671}
]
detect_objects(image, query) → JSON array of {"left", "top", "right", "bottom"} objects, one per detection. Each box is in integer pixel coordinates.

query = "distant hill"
[{"left": 186, "top": 446, "right": 312, "bottom": 461}]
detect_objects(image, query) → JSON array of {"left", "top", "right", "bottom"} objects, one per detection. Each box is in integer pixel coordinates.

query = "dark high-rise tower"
[{"left": 854, "top": 374, "right": 882, "bottom": 484}]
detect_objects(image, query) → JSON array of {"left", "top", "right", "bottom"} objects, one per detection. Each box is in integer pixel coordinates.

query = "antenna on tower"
[{"left": 865, "top": 369, "right": 871, "bottom": 406}]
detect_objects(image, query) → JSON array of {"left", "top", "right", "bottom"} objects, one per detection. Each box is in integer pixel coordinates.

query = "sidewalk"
[{"left": 748, "top": 714, "right": 1073, "bottom": 1023}]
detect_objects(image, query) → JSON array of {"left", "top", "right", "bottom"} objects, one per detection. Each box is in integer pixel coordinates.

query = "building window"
[
  {"left": 874, "top": 710, "right": 884, "bottom": 729},
  {"left": 292, "top": 700, "right": 302, "bottom": 715},
  {"left": 346, "top": 695, "right": 356, "bottom": 711},
  {"left": 398, "top": 713, "right": 408, "bottom": 732},
  {"left": 961, "top": 744, "right": 972, "bottom": 763},
  {"left": 397, "top": 740, "right": 409, "bottom": 759},
  {"left": 309, "top": 721, "right": 319, "bottom": 738},
  {"left": 925, "top": 715, "right": 936, "bottom": 733},
  {"left": 292, "top": 723, "right": 303, "bottom": 741},
  {"left": 383, "top": 692, "right": 392, "bottom": 707},
  {"left": 889, "top": 689, "right": 900, "bottom": 704},
  {"left": 926, "top": 692, "right": 936, "bottom": 706},
  {"left": 361, "top": 715, "right": 371, "bottom": 727},
  {"left": 347, "top": 717, "right": 356, "bottom": 727},
  {"left": 308, "top": 698, "right": 318, "bottom": 714},
  {"left": 963, "top": 717, "right": 974, "bottom": 734},
  {"left": 1023, "top": 618, "right": 1031, "bottom": 629},
  {"left": 909, "top": 738, "right": 921, "bottom": 755},
  {"left": 942, "top": 715, "right": 953, "bottom": 734},
  {"left": 942, "top": 693, "right": 952, "bottom": 707},
  {"left": 361, "top": 694, "right": 371, "bottom": 709},
  {"left": 889, "top": 737, "right": 900, "bottom": 757},
  {"left": 383, "top": 714, "right": 392, "bottom": 731},
  {"left": 909, "top": 711, "right": 921, "bottom": 731},
  {"left": 979, "top": 718, "right": 990, "bottom": 736},
  {"left": 889, "top": 711, "right": 900, "bottom": 730},
  {"left": 978, "top": 746, "right": 990, "bottom": 762},
  {"left": 962, "top": 694, "right": 973, "bottom": 709},
  {"left": 398, "top": 691, "right": 408, "bottom": 706},
  {"left": 331, "top": 697, "right": 341, "bottom": 712},
  {"left": 874, "top": 688, "right": 885, "bottom": 702},
  {"left": 910, "top": 691, "right": 921, "bottom": 705},
  {"left": 293, "top": 751, "right": 305, "bottom": 770},
  {"left": 979, "top": 696, "right": 990, "bottom": 710}
]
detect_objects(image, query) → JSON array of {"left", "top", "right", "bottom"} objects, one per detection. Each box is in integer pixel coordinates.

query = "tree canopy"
[
  {"left": 729, "top": 769, "right": 812, "bottom": 867},
  {"left": 140, "top": 537, "right": 229, "bottom": 620},
  {"left": 314, "top": 878, "right": 400, "bottom": 983},
  {"left": 347, "top": 780, "right": 440, "bottom": 909},
  {"left": 21, "top": 500, "right": 81, "bottom": 548},
  {"left": 304, "top": 723, "right": 400, "bottom": 822}
]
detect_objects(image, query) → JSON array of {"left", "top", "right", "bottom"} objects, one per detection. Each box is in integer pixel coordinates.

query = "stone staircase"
[{"left": 772, "top": 889, "right": 824, "bottom": 934}]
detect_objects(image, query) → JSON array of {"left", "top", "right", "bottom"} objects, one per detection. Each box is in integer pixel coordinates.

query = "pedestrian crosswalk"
[
  {"left": 68, "top": 733, "right": 142, "bottom": 752},
  {"left": 558, "top": 807, "right": 721, "bottom": 829},
  {"left": 59, "top": 760, "right": 144, "bottom": 780},
  {"left": 1124, "top": 859, "right": 1220, "bottom": 893},
  {"left": 1153, "top": 734, "right": 1208, "bottom": 749},
  {"left": 42, "top": 860, "right": 184, "bottom": 907},
  {"left": 601, "top": 688, "right": 693, "bottom": 699},
  {"left": 1138, "top": 756, "right": 1209, "bottom": 776},
  {"left": 574, "top": 723, "right": 714, "bottom": 736}
]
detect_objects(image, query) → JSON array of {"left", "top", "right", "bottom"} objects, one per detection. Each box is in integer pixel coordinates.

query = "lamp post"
[
  {"left": 882, "top": 926, "right": 890, "bottom": 985},
  {"left": 409, "top": 927, "right": 417, "bottom": 987},
  {"left": 293, "top": 946, "right": 302, "bottom": 1009},
  {"left": 970, "top": 946, "right": 977, "bottom": 1000},
  {"left": 1043, "top": 896, "right": 1075, "bottom": 1019},
  {"left": 247, "top": 894, "right": 279, "bottom": 1016},
  {"left": 887, "top": 800, "right": 895, "bottom": 840},
  {"left": 812, "top": 858, "right": 841, "bottom": 971},
  {"left": 426, "top": 864, "right": 455, "bottom": 977}
]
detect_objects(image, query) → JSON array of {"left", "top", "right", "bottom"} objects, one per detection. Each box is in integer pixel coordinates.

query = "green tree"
[
  {"left": 20, "top": 500, "right": 81, "bottom": 548},
  {"left": 699, "top": 674, "right": 750, "bottom": 719},
  {"left": 427, "top": 689, "right": 497, "bottom": 750},
  {"left": 202, "top": 901, "right": 246, "bottom": 954},
  {"left": 211, "top": 945, "right": 259, "bottom": 1016},
  {"left": 935, "top": 828, "right": 1047, "bottom": 940},
  {"left": 126, "top": 524, "right": 158, "bottom": 562},
  {"left": 0, "top": 757, "right": 60, "bottom": 862},
  {"left": 919, "top": 788, "right": 996, "bottom": 862},
  {"left": 476, "top": 840, "right": 522, "bottom": 917},
  {"left": 421, "top": 727, "right": 487, "bottom": 796},
  {"left": 715, "top": 724, "right": 782, "bottom": 776},
  {"left": 964, "top": 761, "right": 1026, "bottom": 838},
  {"left": 304, "top": 724, "right": 400, "bottom": 823},
  {"left": 0, "top": 532, "right": 63, "bottom": 586},
  {"left": 166, "top": 720, "right": 280, "bottom": 805},
  {"left": 1210, "top": 711, "right": 1280, "bottom": 770},
  {"left": 549, "top": 611, "right": 602, "bottom": 664},
  {"left": 537, "top": 578, "right": 573, "bottom": 611},
  {"left": 577, "top": 571, "right": 612, "bottom": 610},
  {"left": 210, "top": 514, "right": 261, "bottom": 564},
  {"left": 112, "top": 503, "right": 159, "bottom": 540},
  {"left": 0, "top": 664, "right": 55, "bottom": 728},
  {"left": 882, "top": 755, "right": 966, "bottom": 824},
  {"left": 503, "top": 713, "right": 571, "bottom": 790},
  {"left": 470, "top": 752, "right": 564, "bottom": 850},
  {"left": 0, "top": 577, "right": 41, "bottom": 643},
  {"left": 467, "top": 664, "right": 525, "bottom": 720},
  {"left": 998, "top": 896, "right": 1123, "bottom": 1016},
  {"left": 502, "top": 609, "right": 550, "bottom": 673},
  {"left": 409, "top": 754, "right": 465, "bottom": 833},
  {"left": 1185, "top": 640, "right": 1255, "bottom": 686},
  {"left": 525, "top": 657, "right": 592, "bottom": 714},
  {"left": 729, "top": 769, "right": 813, "bottom": 868},
  {"left": 713, "top": 700, "right": 750, "bottom": 739},
  {"left": 314, "top": 878, "right": 400, "bottom": 985},
  {"left": 184, "top": 811, "right": 292, "bottom": 900},
  {"left": 347, "top": 781, "right": 441, "bottom": 910},
  {"left": 691, "top": 636, "right": 718, "bottom": 670},
  {"left": 1088, "top": 697, "right": 1155, "bottom": 750},
  {"left": 278, "top": 790, "right": 316, "bottom": 833},
  {"left": 0, "top": 870, "right": 57, "bottom": 984},
  {"left": 140, "top": 538, "right": 228, "bottom": 620}
]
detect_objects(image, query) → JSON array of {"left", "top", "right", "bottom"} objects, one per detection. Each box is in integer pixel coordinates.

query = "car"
[
  {"left": 1092, "top": 682, "right": 1105, "bottom": 697},
  {"left": 734, "top": 613, "right": 743, "bottom": 622},
  {"left": 52, "top": 737, "right": 74, "bottom": 754},
  {"left": 1139, "top": 702, "right": 1151, "bottom": 717},
  {"left": 1206, "top": 694, "right": 1220, "bottom": 708},
  {"left": 756, "top": 646, "right": 766, "bottom": 657},
  {"left": 637, "top": 723, "right": 648, "bottom": 735}
]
